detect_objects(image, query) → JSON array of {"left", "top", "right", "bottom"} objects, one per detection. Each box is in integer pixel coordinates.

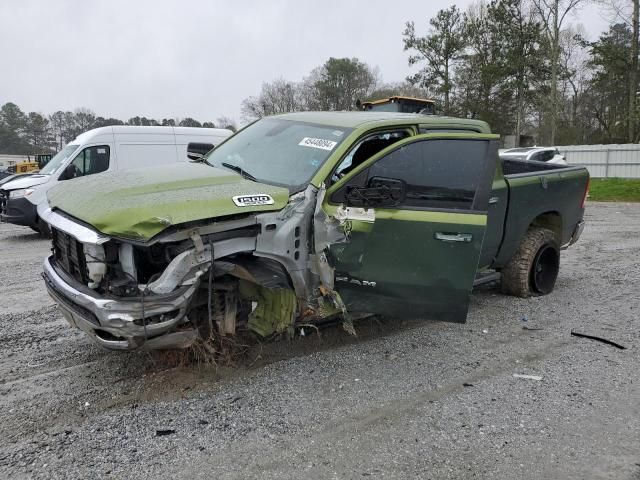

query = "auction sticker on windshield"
[
  {"left": 232, "top": 194, "right": 275, "bottom": 207},
  {"left": 298, "top": 137, "right": 337, "bottom": 151}
]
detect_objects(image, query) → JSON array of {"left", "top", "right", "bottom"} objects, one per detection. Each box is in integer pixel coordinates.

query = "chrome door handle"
[
  {"left": 434, "top": 232, "right": 473, "bottom": 243},
  {"left": 489, "top": 196, "right": 499, "bottom": 204}
]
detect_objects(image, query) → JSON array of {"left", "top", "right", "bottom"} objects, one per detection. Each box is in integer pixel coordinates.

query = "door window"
[
  {"left": 332, "top": 139, "right": 489, "bottom": 211},
  {"left": 67, "top": 146, "right": 110, "bottom": 179},
  {"left": 331, "top": 131, "right": 410, "bottom": 184}
]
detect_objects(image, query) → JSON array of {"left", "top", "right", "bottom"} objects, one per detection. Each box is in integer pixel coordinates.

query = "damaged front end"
[{"left": 40, "top": 185, "right": 351, "bottom": 351}]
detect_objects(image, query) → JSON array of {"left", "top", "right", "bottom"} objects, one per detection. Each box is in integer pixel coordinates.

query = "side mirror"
[
  {"left": 61, "top": 164, "right": 76, "bottom": 180},
  {"left": 187, "top": 152, "right": 204, "bottom": 162},
  {"left": 345, "top": 176, "right": 406, "bottom": 208}
]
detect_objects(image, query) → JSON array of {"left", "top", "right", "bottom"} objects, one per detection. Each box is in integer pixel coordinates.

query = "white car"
[{"left": 500, "top": 147, "right": 567, "bottom": 165}]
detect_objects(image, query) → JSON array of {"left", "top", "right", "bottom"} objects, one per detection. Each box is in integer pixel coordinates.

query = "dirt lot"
[{"left": 0, "top": 202, "right": 638, "bottom": 479}]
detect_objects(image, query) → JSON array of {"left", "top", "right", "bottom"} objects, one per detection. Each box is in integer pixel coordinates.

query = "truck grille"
[
  {"left": 0, "top": 190, "right": 7, "bottom": 216},
  {"left": 51, "top": 227, "right": 89, "bottom": 285}
]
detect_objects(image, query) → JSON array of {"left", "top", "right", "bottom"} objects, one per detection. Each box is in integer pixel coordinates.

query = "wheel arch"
[{"left": 530, "top": 211, "right": 562, "bottom": 242}]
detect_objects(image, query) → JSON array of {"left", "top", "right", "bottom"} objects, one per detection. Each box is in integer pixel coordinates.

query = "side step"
[{"left": 473, "top": 271, "right": 500, "bottom": 287}]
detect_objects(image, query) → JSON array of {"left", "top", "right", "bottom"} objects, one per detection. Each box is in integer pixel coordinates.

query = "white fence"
[
  {"left": 557, "top": 144, "right": 640, "bottom": 178},
  {"left": 0, "top": 154, "right": 29, "bottom": 170}
]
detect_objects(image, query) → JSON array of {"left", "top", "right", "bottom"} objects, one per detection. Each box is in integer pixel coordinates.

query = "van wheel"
[
  {"left": 36, "top": 217, "right": 51, "bottom": 239},
  {"left": 500, "top": 227, "right": 559, "bottom": 298}
]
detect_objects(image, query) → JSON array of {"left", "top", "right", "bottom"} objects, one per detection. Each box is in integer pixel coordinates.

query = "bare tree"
[
  {"left": 241, "top": 78, "right": 304, "bottom": 121},
  {"left": 216, "top": 116, "right": 237, "bottom": 131},
  {"left": 531, "top": 0, "right": 586, "bottom": 144}
]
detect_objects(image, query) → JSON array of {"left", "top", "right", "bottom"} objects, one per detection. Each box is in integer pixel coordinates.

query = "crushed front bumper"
[{"left": 43, "top": 255, "right": 199, "bottom": 350}]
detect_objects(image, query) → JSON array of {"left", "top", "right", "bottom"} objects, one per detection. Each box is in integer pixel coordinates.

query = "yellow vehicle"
[
  {"left": 8, "top": 161, "right": 39, "bottom": 174},
  {"left": 6, "top": 154, "right": 53, "bottom": 174},
  {"left": 360, "top": 96, "right": 436, "bottom": 115}
]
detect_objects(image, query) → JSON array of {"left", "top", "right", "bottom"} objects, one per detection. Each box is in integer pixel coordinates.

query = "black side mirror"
[
  {"left": 345, "top": 176, "right": 406, "bottom": 208},
  {"left": 187, "top": 152, "right": 204, "bottom": 162},
  {"left": 61, "top": 164, "right": 76, "bottom": 180}
]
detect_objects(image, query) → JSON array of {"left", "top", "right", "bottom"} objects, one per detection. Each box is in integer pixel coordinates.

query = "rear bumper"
[
  {"left": 0, "top": 196, "right": 37, "bottom": 228},
  {"left": 569, "top": 219, "right": 585, "bottom": 246},
  {"left": 42, "top": 255, "right": 198, "bottom": 350}
]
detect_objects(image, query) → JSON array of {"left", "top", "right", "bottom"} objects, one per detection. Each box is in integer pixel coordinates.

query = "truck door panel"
[
  {"left": 325, "top": 134, "right": 499, "bottom": 323},
  {"left": 479, "top": 156, "right": 508, "bottom": 268}
]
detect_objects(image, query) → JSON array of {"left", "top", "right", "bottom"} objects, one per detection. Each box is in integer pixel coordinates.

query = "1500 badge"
[{"left": 232, "top": 194, "right": 275, "bottom": 207}]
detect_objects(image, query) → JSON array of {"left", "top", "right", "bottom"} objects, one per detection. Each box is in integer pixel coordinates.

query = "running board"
[{"left": 473, "top": 271, "right": 501, "bottom": 287}]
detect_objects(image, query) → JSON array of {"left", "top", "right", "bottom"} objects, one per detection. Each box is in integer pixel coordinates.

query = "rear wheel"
[{"left": 500, "top": 227, "right": 559, "bottom": 298}]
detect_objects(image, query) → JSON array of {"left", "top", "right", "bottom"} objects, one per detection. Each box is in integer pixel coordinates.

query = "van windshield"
[
  {"left": 39, "top": 144, "right": 79, "bottom": 175},
  {"left": 204, "top": 118, "right": 351, "bottom": 191}
]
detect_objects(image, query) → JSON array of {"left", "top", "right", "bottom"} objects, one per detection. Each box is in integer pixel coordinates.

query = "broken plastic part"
[
  {"left": 570, "top": 330, "right": 627, "bottom": 350},
  {"left": 84, "top": 244, "right": 106, "bottom": 289},
  {"left": 239, "top": 280, "right": 297, "bottom": 337}
]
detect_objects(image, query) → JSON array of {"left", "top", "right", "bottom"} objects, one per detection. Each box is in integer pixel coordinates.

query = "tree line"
[
  {"left": 0, "top": 103, "right": 237, "bottom": 155},
  {"left": 243, "top": 0, "right": 640, "bottom": 146}
]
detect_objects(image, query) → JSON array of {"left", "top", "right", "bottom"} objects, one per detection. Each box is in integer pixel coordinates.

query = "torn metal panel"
[
  {"left": 312, "top": 184, "right": 350, "bottom": 253},
  {"left": 254, "top": 185, "right": 318, "bottom": 300},
  {"left": 148, "top": 247, "right": 212, "bottom": 294}
]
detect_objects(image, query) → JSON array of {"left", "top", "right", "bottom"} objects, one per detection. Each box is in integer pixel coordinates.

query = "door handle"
[
  {"left": 434, "top": 232, "right": 473, "bottom": 243},
  {"left": 489, "top": 196, "right": 499, "bottom": 204}
]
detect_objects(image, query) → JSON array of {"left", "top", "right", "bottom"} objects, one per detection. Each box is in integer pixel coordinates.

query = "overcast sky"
[{"left": 0, "top": 0, "right": 610, "bottom": 124}]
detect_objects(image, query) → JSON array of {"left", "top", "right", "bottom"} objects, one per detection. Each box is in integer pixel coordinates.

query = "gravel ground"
[{"left": 0, "top": 202, "right": 638, "bottom": 480}]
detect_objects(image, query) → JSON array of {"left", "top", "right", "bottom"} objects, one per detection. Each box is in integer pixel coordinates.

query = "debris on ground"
[
  {"left": 570, "top": 330, "right": 627, "bottom": 350},
  {"left": 155, "top": 429, "right": 176, "bottom": 437},
  {"left": 513, "top": 374, "right": 543, "bottom": 381},
  {"left": 523, "top": 326, "right": 544, "bottom": 331}
]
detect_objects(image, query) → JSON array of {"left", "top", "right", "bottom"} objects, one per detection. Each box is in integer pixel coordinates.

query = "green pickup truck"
[{"left": 39, "top": 112, "right": 589, "bottom": 350}]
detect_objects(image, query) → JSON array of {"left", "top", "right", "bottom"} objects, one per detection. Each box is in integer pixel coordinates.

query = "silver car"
[{"left": 500, "top": 147, "right": 567, "bottom": 165}]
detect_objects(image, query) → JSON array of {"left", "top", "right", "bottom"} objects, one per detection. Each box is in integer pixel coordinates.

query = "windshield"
[
  {"left": 39, "top": 144, "right": 79, "bottom": 175},
  {"left": 204, "top": 118, "right": 352, "bottom": 191}
]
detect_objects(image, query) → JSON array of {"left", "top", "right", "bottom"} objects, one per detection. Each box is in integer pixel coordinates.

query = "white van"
[{"left": 0, "top": 126, "right": 232, "bottom": 234}]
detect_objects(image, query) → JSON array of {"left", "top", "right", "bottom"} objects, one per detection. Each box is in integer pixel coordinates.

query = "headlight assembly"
[{"left": 9, "top": 188, "right": 34, "bottom": 199}]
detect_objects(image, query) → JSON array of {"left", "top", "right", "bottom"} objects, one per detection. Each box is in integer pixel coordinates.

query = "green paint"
[
  {"left": 239, "top": 280, "right": 297, "bottom": 336},
  {"left": 330, "top": 216, "right": 486, "bottom": 322},
  {"left": 47, "top": 163, "right": 289, "bottom": 241}
]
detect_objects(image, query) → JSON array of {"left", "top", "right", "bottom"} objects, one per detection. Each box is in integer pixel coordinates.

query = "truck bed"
[{"left": 480, "top": 159, "right": 589, "bottom": 269}]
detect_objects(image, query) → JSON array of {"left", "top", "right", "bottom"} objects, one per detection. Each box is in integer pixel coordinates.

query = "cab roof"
[{"left": 273, "top": 111, "right": 491, "bottom": 133}]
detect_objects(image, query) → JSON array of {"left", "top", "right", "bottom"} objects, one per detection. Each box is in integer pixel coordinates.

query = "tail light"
[{"left": 581, "top": 177, "right": 590, "bottom": 209}]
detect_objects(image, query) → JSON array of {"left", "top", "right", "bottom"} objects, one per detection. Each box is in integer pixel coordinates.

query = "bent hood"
[
  {"left": 1, "top": 174, "right": 49, "bottom": 191},
  {"left": 46, "top": 163, "right": 290, "bottom": 241}
]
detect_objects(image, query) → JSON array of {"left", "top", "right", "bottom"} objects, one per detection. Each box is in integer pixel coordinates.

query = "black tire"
[{"left": 500, "top": 227, "right": 560, "bottom": 298}]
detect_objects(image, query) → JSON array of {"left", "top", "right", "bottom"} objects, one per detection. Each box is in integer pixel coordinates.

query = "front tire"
[{"left": 500, "top": 227, "right": 560, "bottom": 298}]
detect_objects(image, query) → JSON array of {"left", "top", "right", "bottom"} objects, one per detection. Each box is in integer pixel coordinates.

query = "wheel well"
[{"left": 530, "top": 212, "right": 562, "bottom": 241}]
